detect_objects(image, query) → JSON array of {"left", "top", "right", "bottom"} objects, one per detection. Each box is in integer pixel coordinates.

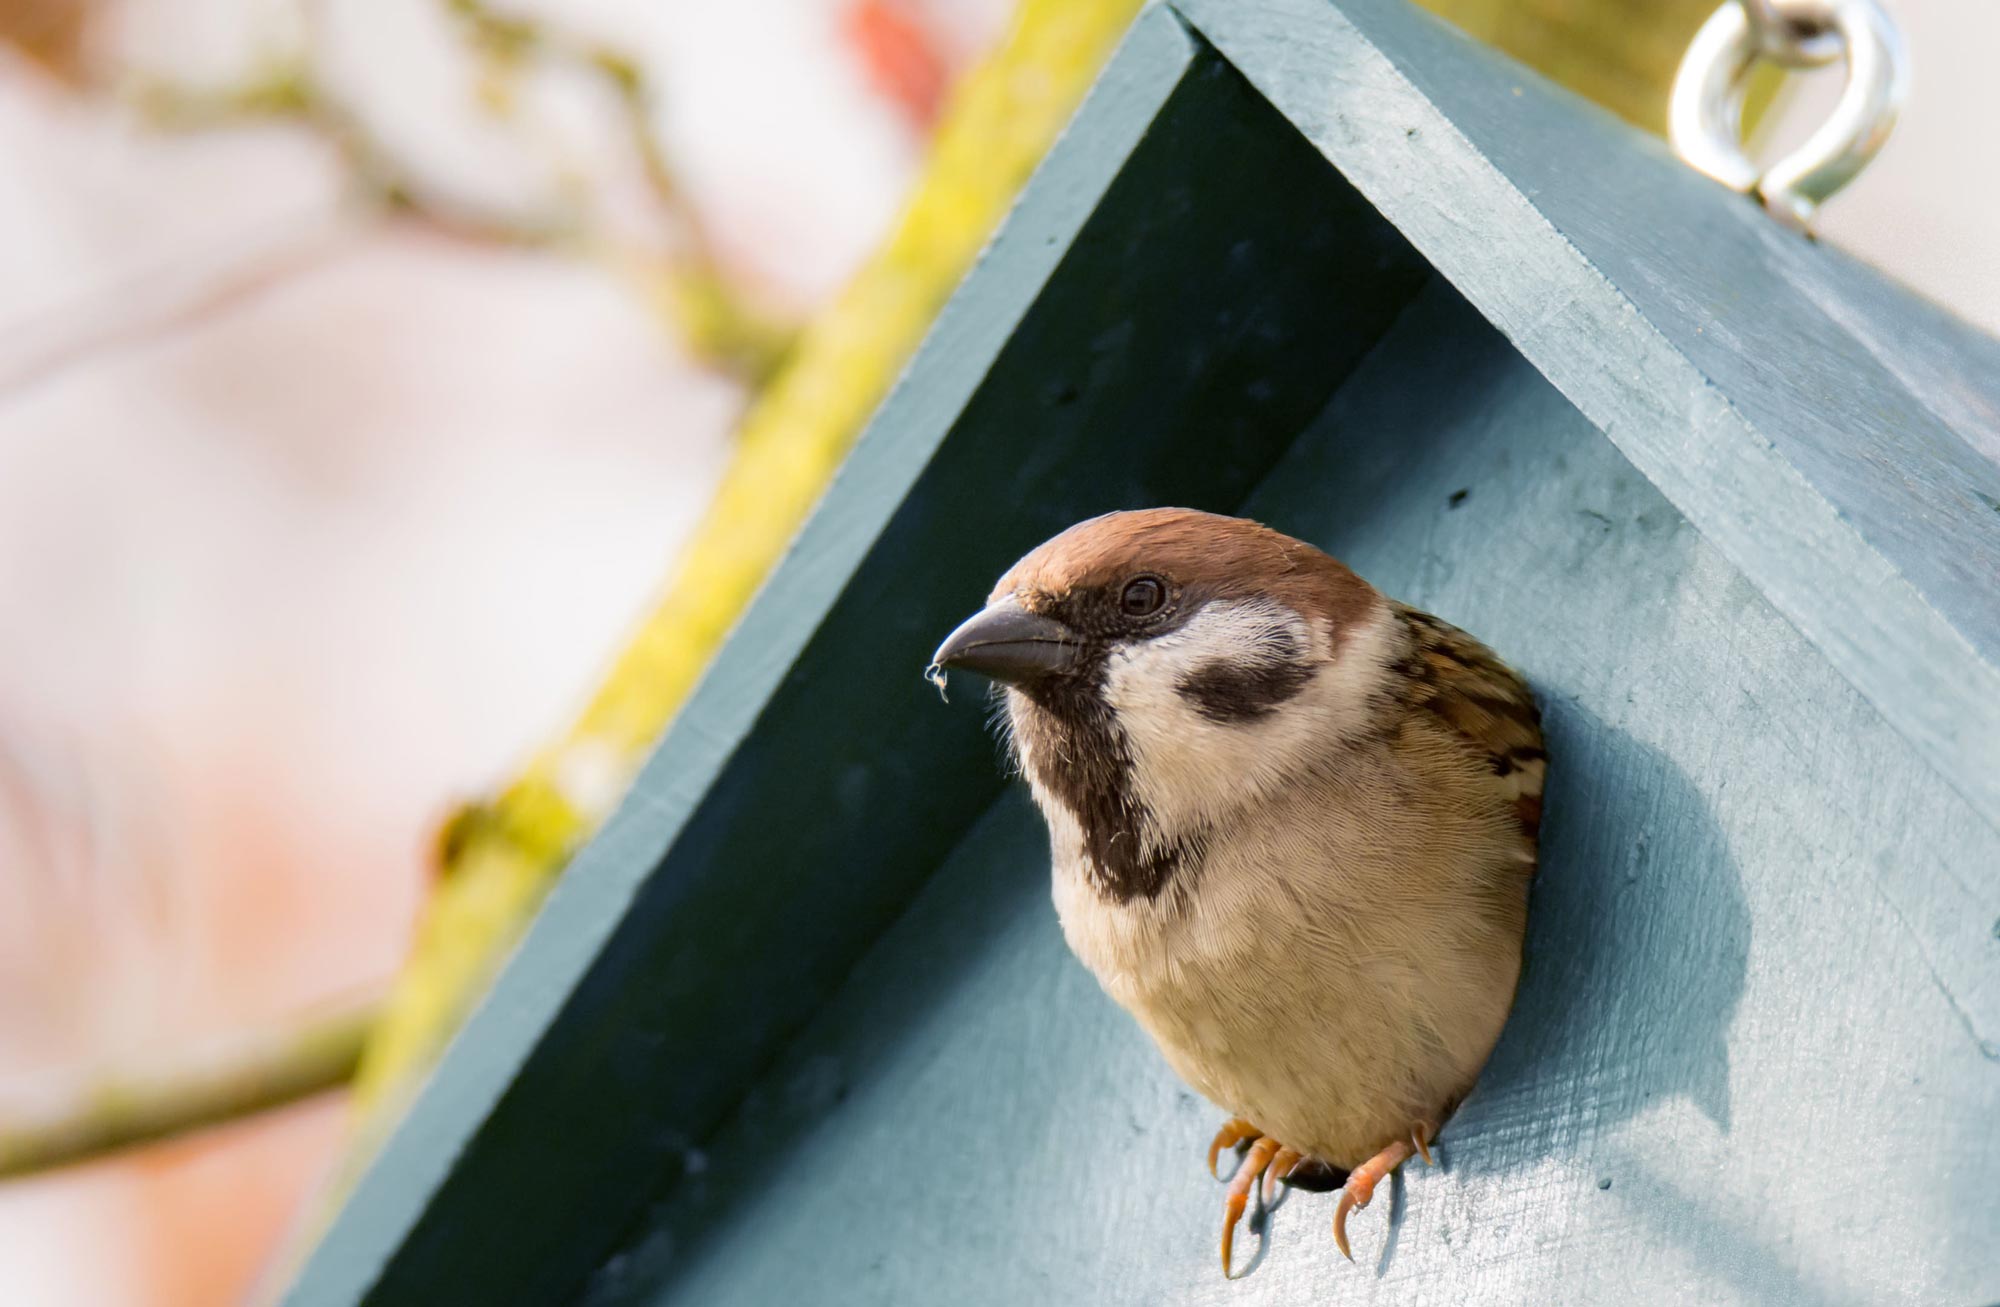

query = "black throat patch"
[{"left": 1008, "top": 674, "right": 1185, "bottom": 905}]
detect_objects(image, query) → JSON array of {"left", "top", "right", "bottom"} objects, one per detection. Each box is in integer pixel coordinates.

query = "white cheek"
[{"left": 1105, "top": 598, "right": 1395, "bottom": 836}]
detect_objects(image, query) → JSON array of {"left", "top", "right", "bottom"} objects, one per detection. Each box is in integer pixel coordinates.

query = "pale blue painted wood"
[{"left": 607, "top": 280, "right": 2000, "bottom": 1307}]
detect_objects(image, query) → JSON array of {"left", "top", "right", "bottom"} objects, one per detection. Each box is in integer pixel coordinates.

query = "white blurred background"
[{"left": 0, "top": 1, "right": 1990, "bottom": 1304}]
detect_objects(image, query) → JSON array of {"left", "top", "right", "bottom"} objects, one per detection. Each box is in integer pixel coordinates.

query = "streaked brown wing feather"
[{"left": 1392, "top": 604, "right": 1545, "bottom": 850}]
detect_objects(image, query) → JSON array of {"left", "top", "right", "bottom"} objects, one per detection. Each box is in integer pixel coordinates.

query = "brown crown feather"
[{"left": 993, "top": 508, "right": 1378, "bottom": 639}]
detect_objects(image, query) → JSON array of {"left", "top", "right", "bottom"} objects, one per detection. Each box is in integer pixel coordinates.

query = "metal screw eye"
[{"left": 1669, "top": 0, "right": 1910, "bottom": 232}]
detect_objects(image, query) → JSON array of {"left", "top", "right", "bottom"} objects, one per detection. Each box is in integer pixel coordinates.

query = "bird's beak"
[{"left": 928, "top": 596, "right": 1079, "bottom": 687}]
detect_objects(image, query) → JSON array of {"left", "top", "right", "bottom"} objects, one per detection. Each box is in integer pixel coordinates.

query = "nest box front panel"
[{"left": 600, "top": 270, "right": 2000, "bottom": 1307}]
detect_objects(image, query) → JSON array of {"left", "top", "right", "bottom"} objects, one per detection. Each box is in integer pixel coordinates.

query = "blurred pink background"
[
  {"left": 0, "top": 1, "right": 1005, "bottom": 1301},
  {"left": 0, "top": 1, "right": 1991, "bottom": 1304}
]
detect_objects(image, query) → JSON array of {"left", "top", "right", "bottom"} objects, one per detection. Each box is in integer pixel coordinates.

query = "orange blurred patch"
[
  {"left": 0, "top": 0, "right": 92, "bottom": 83},
  {"left": 127, "top": 1094, "right": 346, "bottom": 1307},
  {"left": 843, "top": 0, "right": 949, "bottom": 129}
]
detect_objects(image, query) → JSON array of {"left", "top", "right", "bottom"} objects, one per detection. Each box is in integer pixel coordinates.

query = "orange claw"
[
  {"left": 1412, "top": 1120, "right": 1436, "bottom": 1167},
  {"left": 1263, "top": 1146, "right": 1301, "bottom": 1204},
  {"left": 1207, "top": 1118, "right": 1260, "bottom": 1179},
  {"left": 1332, "top": 1139, "right": 1416, "bottom": 1261},
  {"left": 1221, "top": 1135, "right": 1280, "bottom": 1277}
]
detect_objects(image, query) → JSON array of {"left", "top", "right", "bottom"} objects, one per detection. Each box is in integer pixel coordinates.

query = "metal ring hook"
[
  {"left": 1738, "top": 0, "right": 1843, "bottom": 65},
  {"left": 1670, "top": 0, "right": 1910, "bottom": 232}
]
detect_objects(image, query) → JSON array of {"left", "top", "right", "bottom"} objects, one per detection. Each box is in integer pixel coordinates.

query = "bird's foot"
[
  {"left": 1332, "top": 1136, "right": 1419, "bottom": 1260},
  {"left": 1206, "top": 1117, "right": 1258, "bottom": 1178},
  {"left": 1208, "top": 1120, "right": 1308, "bottom": 1278}
]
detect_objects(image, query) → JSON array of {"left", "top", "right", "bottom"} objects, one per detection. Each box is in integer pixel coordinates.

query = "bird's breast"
[{"left": 1044, "top": 756, "right": 1527, "bottom": 1164}]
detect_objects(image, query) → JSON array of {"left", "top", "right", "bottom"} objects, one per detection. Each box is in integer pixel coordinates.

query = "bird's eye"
[{"left": 1119, "top": 576, "right": 1166, "bottom": 617}]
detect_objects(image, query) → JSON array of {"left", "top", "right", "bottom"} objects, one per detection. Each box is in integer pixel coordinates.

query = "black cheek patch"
[{"left": 1176, "top": 657, "right": 1313, "bottom": 723}]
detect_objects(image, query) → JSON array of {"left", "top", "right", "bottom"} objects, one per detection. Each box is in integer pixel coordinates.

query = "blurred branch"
[
  {"left": 445, "top": 0, "right": 798, "bottom": 384},
  {"left": 0, "top": 996, "right": 380, "bottom": 1180},
  {"left": 125, "top": 0, "right": 797, "bottom": 385},
  {"left": 129, "top": 60, "right": 566, "bottom": 245}
]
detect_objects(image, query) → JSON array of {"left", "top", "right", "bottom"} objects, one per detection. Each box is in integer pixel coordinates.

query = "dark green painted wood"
[
  {"left": 282, "top": 11, "right": 1432, "bottom": 1305},
  {"left": 281, "top": 2, "right": 2000, "bottom": 1304},
  {"left": 595, "top": 279, "right": 2000, "bottom": 1307}
]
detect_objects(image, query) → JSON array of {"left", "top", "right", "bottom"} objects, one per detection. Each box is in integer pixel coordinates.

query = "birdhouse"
[{"left": 283, "top": 1, "right": 2000, "bottom": 1304}]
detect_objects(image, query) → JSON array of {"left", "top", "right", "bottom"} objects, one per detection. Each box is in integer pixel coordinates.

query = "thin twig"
[
  {"left": 445, "top": 0, "right": 798, "bottom": 382},
  {"left": 0, "top": 996, "right": 380, "bottom": 1180},
  {"left": 125, "top": 0, "right": 797, "bottom": 384}
]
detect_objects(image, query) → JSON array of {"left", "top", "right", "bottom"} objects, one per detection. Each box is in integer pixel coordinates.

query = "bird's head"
[{"left": 930, "top": 508, "right": 1398, "bottom": 900}]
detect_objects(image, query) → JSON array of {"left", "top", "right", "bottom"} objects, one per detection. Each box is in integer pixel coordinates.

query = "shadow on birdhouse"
[{"left": 1477, "top": 725, "right": 1748, "bottom": 1147}]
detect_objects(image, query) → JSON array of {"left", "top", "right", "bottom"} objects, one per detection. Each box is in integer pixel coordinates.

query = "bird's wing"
[{"left": 1392, "top": 604, "right": 1545, "bottom": 850}]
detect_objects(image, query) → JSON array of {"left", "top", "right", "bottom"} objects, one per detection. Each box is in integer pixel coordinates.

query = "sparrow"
[{"left": 927, "top": 508, "right": 1543, "bottom": 1274}]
